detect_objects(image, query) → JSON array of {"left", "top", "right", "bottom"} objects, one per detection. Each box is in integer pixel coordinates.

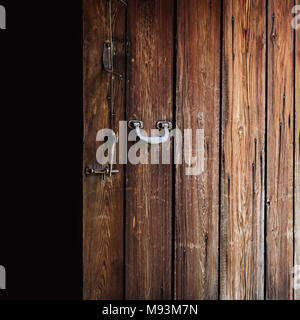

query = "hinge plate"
[{"left": 102, "top": 40, "right": 125, "bottom": 78}]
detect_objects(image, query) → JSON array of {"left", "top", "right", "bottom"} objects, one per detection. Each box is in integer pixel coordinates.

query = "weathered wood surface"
[
  {"left": 83, "top": 0, "right": 125, "bottom": 300},
  {"left": 83, "top": 0, "right": 299, "bottom": 300},
  {"left": 221, "top": 0, "right": 266, "bottom": 300},
  {"left": 295, "top": 0, "right": 300, "bottom": 301},
  {"left": 266, "top": 0, "right": 294, "bottom": 300},
  {"left": 125, "top": 0, "right": 174, "bottom": 299},
  {"left": 175, "top": 0, "right": 221, "bottom": 300}
]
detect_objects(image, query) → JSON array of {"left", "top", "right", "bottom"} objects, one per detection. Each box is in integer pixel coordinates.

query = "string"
[{"left": 108, "top": 0, "right": 115, "bottom": 176}]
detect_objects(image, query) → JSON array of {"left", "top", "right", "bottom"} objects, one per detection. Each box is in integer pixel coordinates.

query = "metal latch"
[{"left": 85, "top": 166, "right": 119, "bottom": 180}]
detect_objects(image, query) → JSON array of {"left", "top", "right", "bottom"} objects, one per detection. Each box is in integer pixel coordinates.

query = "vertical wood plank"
[
  {"left": 295, "top": 0, "right": 300, "bottom": 301},
  {"left": 266, "top": 0, "right": 295, "bottom": 301},
  {"left": 83, "top": 0, "right": 125, "bottom": 300},
  {"left": 175, "top": 0, "right": 221, "bottom": 300},
  {"left": 125, "top": 0, "right": 174, "bottom": 299},
  {"left": 266, "top": 0, "right": 294, "bottom": 300},
  {"left": 221, "top": 0, "right": 266, "bottom": 300}
]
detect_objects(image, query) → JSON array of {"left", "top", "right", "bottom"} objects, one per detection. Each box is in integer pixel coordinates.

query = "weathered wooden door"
[{"left": 83, "top": 0, "right": 300, "bottom": 300}]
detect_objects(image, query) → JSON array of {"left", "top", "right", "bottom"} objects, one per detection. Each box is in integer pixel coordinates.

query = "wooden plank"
[
  {"left": 295, "top": 0, "right": 300, "bottom": 301},
  {"left": 220, "top": 0, "right": 266, "bottom": 300},
  {"left": 125, "top": 0, "right": 174, "bottom": 299},
  {"left": 83, "top": 0, "right": 125, "bottom": 300},
  {"left": 175, "top": 0, "right": 221, "bottom": 300},
  {"left": 266, "top": 0, "right": 294, "bottom": 300}
]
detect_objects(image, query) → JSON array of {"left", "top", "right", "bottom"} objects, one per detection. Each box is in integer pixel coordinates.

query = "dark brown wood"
[
  {"left": 82, "top": 0, "right": 299, "bottom": 300},
  {"left": 175, "top": 0, "right": 221, "bottom": 300},
  {"left": 221, "top": 0, "right": 266, "bottom": 300},
  {"left": 266, "top": 0, "right": 294, "bottom": 300},
  {"left": 295, "top": 0, "right": 300, "bottom": 301},
  {"left": 125, "top": 0, "right": 174, "bottom": 300},
  {"left": 83, "top": 0, "right": 125, "bottom": 300}
]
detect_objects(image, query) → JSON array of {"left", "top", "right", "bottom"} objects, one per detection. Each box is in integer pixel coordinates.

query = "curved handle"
[
  {"left": 130, "top": 121, "right": 171, "bottom": 145},
  {"left": 135, "top": 125, "right": 169, "bottom": 144}
]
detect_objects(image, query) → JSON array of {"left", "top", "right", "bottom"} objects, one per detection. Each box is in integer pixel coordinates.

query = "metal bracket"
[
  {"left": 156, "top": 121, "right": 173, "bottom": 130},
  {"left": 128, "top": 120, "right": 172, "bottom": 130},
  {"left": 128, "top": 119, "right": 144, "bottom": 129},
  {"left": 102, "top": 41, "right": 123, "bottom": 78},
  {"left": 103, "top": 41, "right": 113, "bottom": 72}
]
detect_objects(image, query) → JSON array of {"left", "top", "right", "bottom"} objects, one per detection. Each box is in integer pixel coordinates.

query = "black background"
[{"left": 0, "top": 0, "right": 82, "bottom": 299}]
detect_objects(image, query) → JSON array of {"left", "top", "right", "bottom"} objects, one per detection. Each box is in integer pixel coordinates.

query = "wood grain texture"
[
  {"left": 175, "top": 0, "right": 221, "bottom": 300},
  {"left": 221, "top": 0, "right": 266, "bottom": 300},
  {"left": 266, "top": 0, "right": 294, "bottom": 300},
  {"left": 125, "top": 0, "right": 174, "bottom": 299},
  {"left": 295, "top": 0, "right": 300, "bottom": 301},
  {"left": 83, "top": 0, "right": 125, "bottom": 300},
  {"left": 82, "top": 0, "right": 299, "bottom": 300}
]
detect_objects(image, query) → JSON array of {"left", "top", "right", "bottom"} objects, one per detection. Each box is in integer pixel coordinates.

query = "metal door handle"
[{"left": 128, "top": 120, "right": 172, "bottom": 145}]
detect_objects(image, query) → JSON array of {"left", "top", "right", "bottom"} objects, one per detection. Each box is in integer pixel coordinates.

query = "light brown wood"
[
  {"left": 295, "top": 0, "right": 300, "bottom": 301},
  {"left": 125, "top": 0, "right": 174, "bottom": 299},
  {"left": 266, "top": 0, "right": 294, "bottom": 300},
  {"left": 220, "top": 0, "right": 266, "bottom": 300},
  {"left": 175, "top": 0, "right": 221, "bottom": 300},
  {"left": 83, "top": 0, "right": 125, "bottom": 300}
]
